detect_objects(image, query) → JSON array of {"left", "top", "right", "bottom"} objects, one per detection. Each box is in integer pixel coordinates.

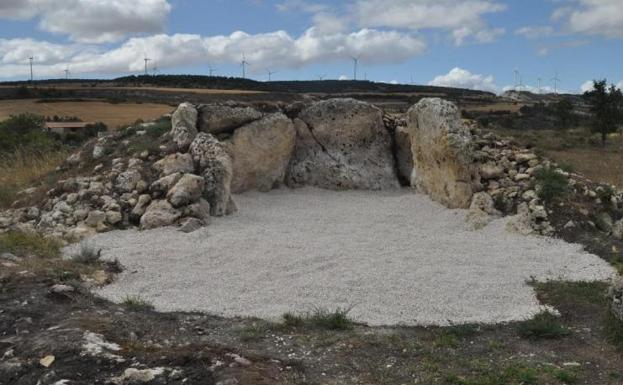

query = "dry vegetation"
[
  {"left": 0, "top": 149, "right": 68, "bottom": 208},
  {"left": 0, "top": 99, "right": 173, "bottom": 129}
]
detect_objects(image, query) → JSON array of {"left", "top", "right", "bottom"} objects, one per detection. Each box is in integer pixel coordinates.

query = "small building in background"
[{"left": 45, "top": 122, "right": 96, "bottom": 138}]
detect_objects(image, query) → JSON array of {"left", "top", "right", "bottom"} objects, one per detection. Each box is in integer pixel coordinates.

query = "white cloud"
[
  {"left": 428, "top": 67, "right": 498, "bottom": 93},
  {"left": 0, "top": 0, "right": 172, "bottom": 43},
  {"left": 515, "top": 26, "right": 554, "bottom": 39},
  {"left": 338, "top": 75, "right": 350, "bottom": 80},
  {"left": 580, "top": 80, "right": 595, "bottom": 93},
  {"left": 353, "top": 0, "right": 506, "bottom": 45},
  {"left": 553, "top": 0, "right": 623, "bottom": 38},
  {"left": 0, "top": 28, "right": 427, "bottom": 79}
]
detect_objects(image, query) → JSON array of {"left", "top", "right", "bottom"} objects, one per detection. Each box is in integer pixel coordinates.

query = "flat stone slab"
[{"left": 81, "top": 188, "right": 614, "bottom": 326}]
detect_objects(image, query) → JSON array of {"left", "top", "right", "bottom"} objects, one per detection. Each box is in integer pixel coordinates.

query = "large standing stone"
[
  {"left": 140, "top": 200, "right": 182, "bottom": 230},
  {"left": 286, "top": 98, "right": 400, "bottom": 190},
  {"left": 227, "top": 113, "right": 296, "bottom": 193},
  {"left": 189, "top": 133, "right": 236, "bottom": 216},
  {"left": 407, "top": 98, "right": 475, "bottom": 209},
  {"left": 170, "top": 102, "right": 198, "bottom": 151},
  {"left": 198, "top": 104, "right": 263, "bottom": 135},
  {"left": 166, "top": 174, "right": 205, "bottom": 208}
]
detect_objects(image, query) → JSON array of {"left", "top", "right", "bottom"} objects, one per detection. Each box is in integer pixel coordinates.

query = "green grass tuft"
[
  {"left": 0, "top": 230, "right": 62, "bottom": 258},
  {"left": 281, "top": 307, "right": 354, "bottom": 331},
  {"left": 518, "top": 311, "right": 571, "bottom": 340},
  {"left": 121, "top": 295, "right": 154, "bottom": 311}
]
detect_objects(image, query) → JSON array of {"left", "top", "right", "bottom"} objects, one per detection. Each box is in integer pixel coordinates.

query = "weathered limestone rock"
[
  {"left": 608, "top": 276, "right": 623, "bottom": 322},
  {"left": 170, "top": 102, "right": 198, "bottom": 151},
  {"left": 178, "top": 217, "right": 204, "bottom": 233},
  {"left": 612, "top": 219, "right": 623, "bottom": 240},
  {"left": 227, "top": 113, "right": 296, "bottom": 193},
  {"left": 131, "top": 194, "right": 152, "bottom": 221},
  {"left": 140, "top": 200, "right": 182, "bottom": 230},
  {"left": 407, "top": 98, "right": 475, "bottom": 209},
  {"left": 115, "top": 170, "right": 143, "bottom": 193},
  {"left": 198, "top": 104, "right": 262, "bottom": 135},
  {"left": 183, "top": 198, "right": 211, "bottom": 223},
  {"left": 286, "top": 98, "right": 400, "bottom": 190},
  {"left": 466, "top": 192, "right": 501, "bottom": 230},
  {"left": 153, "top": 153, "right": 194, "bottom": 176},
  {"left": 150, "top": 173, "right": 183, "bottom": 195},
  {"left": 394, "top": 125, "right": 414, "bottom": 185},
  {"left": 189, "top": 133, "right": 236, "bottom": 216},
  {"left": 480, "top": 163, "right": 504, "bottom": 180},
  {"left": 166, "top": 174, "right": 205, "bottom": 208}
]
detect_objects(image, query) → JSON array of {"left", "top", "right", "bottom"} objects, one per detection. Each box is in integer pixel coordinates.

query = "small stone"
[
  {"left": 106, "top": 211, "right": 123, "bottom": 225},
  {"left": 178, "top": 218, "right": 205, "bottom": 233},
  {"left": 514, "top": 173, "right": 530, "bottom": 182},
  {"left": 1, "top": 252, "right": 18, "bottom": 262},
  {"left": 612, "top": 219, "right": 623, "bottom": 240},
  {"left": 49, "top": 284, "right": 75, "bottom": 295},
  {"left": 85, "top": 210, "right": 106, "bottom": 228},
  {"left": 39, "top": 355, "right": 55, "bottom": 368},
  {"left": 596, "top": 212, "right": 614, "bottom": 233}
]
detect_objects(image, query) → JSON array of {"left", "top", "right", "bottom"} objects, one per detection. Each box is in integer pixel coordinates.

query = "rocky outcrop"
[
  {"left": 286, "top": 98, "right": 400, "bottom": 190},
  {"left": 170, "top": 102, "right": 198, "bottom": 151},
  {"left": 394, "top": 125, "right": 414, "bottom": 185},
  {"left": 166, "top": 174, "right": 205, "bottom": 208},
  {"left": 227, "top": 113, "right": 296, "bottom": 193},
  {"left": 189, "top": 133, "right": 236, "bottom": 217},
  {"left": 466, "top": 192, "right": 501, "bottom": 230},
  {"left": 407, "top": 98, "right": 475, "bottom": 209},
  {"left": 609, "top": 276, "right": 623, "bottom": 322},
  {"left": 198, "top": 104, "right": 263, "bottom": 135}
]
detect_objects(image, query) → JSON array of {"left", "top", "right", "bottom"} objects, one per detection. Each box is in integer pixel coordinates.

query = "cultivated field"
[{"left": 0, "top": 99, "right": 173, "bottom": 129}]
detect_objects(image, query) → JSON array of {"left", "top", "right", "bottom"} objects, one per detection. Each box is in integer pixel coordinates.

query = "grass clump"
[
  {"left": 518, "top": 311, "right": 571, "bottom": 340},
  {"left": 604, "top": 311, "right": 623, "bottom": 351},
  {"left": 0, "top": 230, "right": 62, "bottom": 258},
  {"left": 533, "top": 167, "right": 569, "bottom": 204},
  {"left": 281, "top": 307, "right": 354, "bottom": 331},
  {"left": 71, "top": 243, "right": 102, "bottom": 265},
  {"left": 121, "top": 295, "right": 154, "bottom": 311}
]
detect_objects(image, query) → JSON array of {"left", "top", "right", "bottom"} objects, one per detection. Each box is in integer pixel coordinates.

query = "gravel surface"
[{"left": 82, "top": 188, "right": 614, "bottom": 326}]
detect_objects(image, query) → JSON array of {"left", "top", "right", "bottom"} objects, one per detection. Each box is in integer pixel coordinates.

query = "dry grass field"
[{"left": 0, "top": 99, "right": 173, "bottom": 129}]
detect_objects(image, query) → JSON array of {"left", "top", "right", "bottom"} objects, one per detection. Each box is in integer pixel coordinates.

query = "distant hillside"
[{"left": 0, "top": 75, "right": 495, "bottom": 97}]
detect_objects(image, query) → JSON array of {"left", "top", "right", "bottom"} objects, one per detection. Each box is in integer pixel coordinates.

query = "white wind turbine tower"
[
  {"left": 208, "top": 64, "right": 217, "bottom": 77},
  {"left": 551, "top": 73, "right": 561, "bottom": 94},
  {"left": 317, "top": 73, "right": 327, "bottom": 80},
  {"left": 143, "top": 57, "right": 151, "bottom": 76},
  {"left": 266, "top": 69, "right": 277, "bottom": 81},
  {"left": 241, "top": 53, "right": 250, "bottom": 79},
  {"left": 537, "top": 77, "right": 542, "bottom": 94},
  {"left": 351, "top": 55, "right": 360, "bottom": 81},
  {"left": 513, "top": 68, "right": 521, "bottom": 91},
  {"left": 64, "top": 67, "right": 70, "bottom": 80},
  {"left": 28, "top": 56, "right": 34, "bottom": 81}
]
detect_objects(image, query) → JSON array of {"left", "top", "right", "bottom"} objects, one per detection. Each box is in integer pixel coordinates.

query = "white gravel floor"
[{"left": 81, "top": 188, "right": 614, "bottom": 326}]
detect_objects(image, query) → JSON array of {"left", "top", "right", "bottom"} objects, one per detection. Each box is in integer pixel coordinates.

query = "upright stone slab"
[
  {"left": 286, "top": 98, "right": 400, "bottom": 190},
  {"left": 407, "top": 98, "right": 474, "bottom": 209}
]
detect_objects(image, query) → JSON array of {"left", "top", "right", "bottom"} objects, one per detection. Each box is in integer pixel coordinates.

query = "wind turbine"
[
  {"left": 317, "top": 73, "right": 327, "bottom": 80},
  {"left": 241, "top": 53, "right": 250, "bottom": 79},
  {"left": 551, "top": 73, "right": 561, "bottom": 94},
  {"left": 64, "top": 67, "right": 70, "bottom": 80},
  {"left": 143, "top": 57, "right": 151, "bottom": 76},
  {"left": 513, "top": 68, "right": 520, "bottom": 91},
  {"left": 351, "top": 55, "right": 360, "bottom": 81},
  {"left": 208, "top": 64, "right": 217, "bottom": 77},
  {"left": 28, "top": 57, "right": 34, "bottom": 81},
  {"left": 267, "top": 69, "right": 277, "bottom": 81},
  {"left": 537, "top": 77, "right": 542, "bottom": 94}
]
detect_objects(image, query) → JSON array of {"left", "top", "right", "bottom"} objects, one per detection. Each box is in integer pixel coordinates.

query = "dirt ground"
[{"left": 0, "top": 99, "right": 173, "bottom": 129}]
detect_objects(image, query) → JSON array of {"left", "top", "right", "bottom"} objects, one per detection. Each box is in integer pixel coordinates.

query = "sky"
[{"left": 0, "top": 0, "right": 621, "bottom": 94}]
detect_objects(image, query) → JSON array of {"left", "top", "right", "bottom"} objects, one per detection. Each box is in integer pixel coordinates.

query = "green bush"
[
  {"left": 0, "top": 113, "right": 60, "bottom": 154},
  {"left": 533, "top": 168, "right": 569, "bottom": 203}
]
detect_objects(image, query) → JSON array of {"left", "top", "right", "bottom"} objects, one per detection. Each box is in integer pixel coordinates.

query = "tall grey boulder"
[
  {"left": 227, "top": 113, "right": 296, "bottom": 193},
  {"left": 170, "top": 102, "right": 198, "bottom": 151},
  {"left": 407, "top": 98, "right": 475, "bottom": 209},
  {"left": 286, "top": 98, "right": 400, "bottom": 190},
  {"left": 198, "top": 104, "right": 263, "bottom": 135},
  {"left": 189, "top": 133, "right": 236, "bottom": 217}
]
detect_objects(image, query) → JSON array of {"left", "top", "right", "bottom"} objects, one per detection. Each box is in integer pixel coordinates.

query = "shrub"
[
  {"left": 71, "top": 243, "right": 102, "bottom": 265},
  {"left": 0, "top": 113, "right": 60, "bottom": 154},
  {"left": 281, "top": 307, "right": 354, "bottom": 330},
  {"left": 121, "top": 295, "right": 154, "bottom": 311},
  {"left": 518, "top": 311, "right": 571, "bottom": 340},
  {"left": 0, "top": 231, "right": 62, "bottom": 258},
  {"left": 533, "top": 168, "right": 569, "bottom": 203}
]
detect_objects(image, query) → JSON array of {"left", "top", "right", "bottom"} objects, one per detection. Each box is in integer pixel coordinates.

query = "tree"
[
  {"left": 584, "top": 79, "right": 623, "bottom": 146},
  {"left": 553, "top": 99, "right": 575, "bottom": 129}
]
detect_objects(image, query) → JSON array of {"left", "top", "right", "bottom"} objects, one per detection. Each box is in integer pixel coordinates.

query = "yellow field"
[{"left": 0, "top": 99, "right": 174, "bottom": 129}]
